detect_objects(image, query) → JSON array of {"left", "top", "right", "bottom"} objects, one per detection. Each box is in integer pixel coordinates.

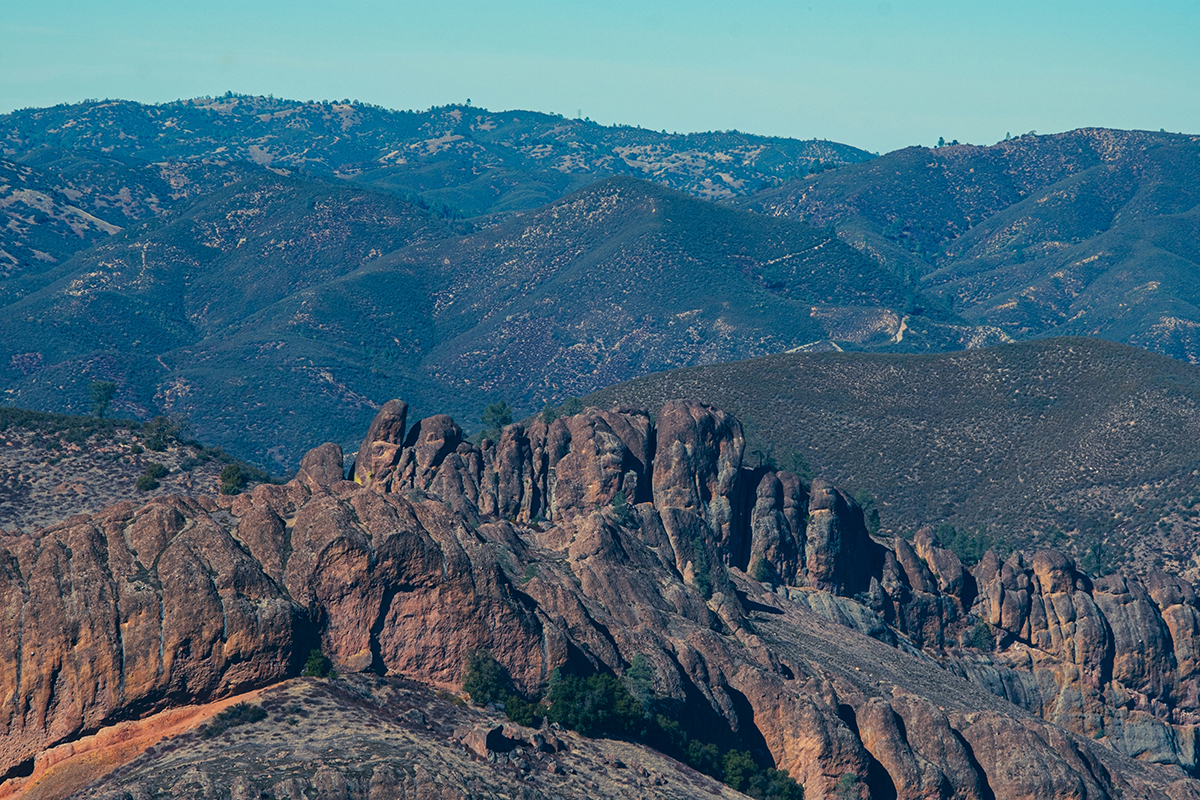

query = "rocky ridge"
[
  {"left": 3, "top": 400, "right": 1200, "bottom": 798},
  {"left": 585, "top": 336, "right": 1200, "bottom": 578}
]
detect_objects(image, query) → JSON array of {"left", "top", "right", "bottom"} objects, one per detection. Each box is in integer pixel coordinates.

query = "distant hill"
[
  {"left": 387, "top": 177, "right": 926, "bottom": 405},
  {"left": 0, "top": 168, "right": 456, "bottom": 464},
  {"left": 6, "top": 102, "right": 1200, "bottom": 476},
  {"left": 588, "top": 337, "right": 1200, "bottom": 579},
  {"left": 1, "top": 172, "right": 928, "bottom": 470},
  {"left": 1, "top": 95, "right": 873, "bottom": 221},
  {"left": 0, "top": 97, "right": 891, "bottom": 469},
  {"left": 745, "top": 128, "right": 1200, "bottom": 363}
]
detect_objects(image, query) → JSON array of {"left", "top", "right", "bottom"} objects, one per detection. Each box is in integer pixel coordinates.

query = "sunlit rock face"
[{"left": 3, "top": 399, "right": 1200, "bottom": 798}]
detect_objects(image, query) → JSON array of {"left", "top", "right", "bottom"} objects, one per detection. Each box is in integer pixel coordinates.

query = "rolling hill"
[
  {"left": 2, "top": 94, "right": 874, "bottom": 221},
  {"left": 746, "top": 128, "right": 1200, "bottom": 362},
  {"left": 5, "top": 100, "right": 1200, "bottom": 481},
  {"left": 1, "top": 173, "right": 928, "bottom": 470}
]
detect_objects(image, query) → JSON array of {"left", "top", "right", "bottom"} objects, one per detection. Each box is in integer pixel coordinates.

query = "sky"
[{"left": 2, "top": 0, "right": 1198, "bottom": 154}]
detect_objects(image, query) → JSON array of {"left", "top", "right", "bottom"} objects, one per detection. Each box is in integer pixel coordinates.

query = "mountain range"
[
  {"left": 17, "top": 100, "right": 1200, "bottom": 470},
  {"left": 4, "top": 95, "right": 1200, "bottom": 799},
  {"left": 747, "top": 128, "right": 1200, "bottom": 362},
  {"left": 0, "top": 97, "right": 903, "bottom": 469}
]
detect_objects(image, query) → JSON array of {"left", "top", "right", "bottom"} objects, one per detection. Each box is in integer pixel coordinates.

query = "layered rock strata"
[{"left": 2, "top": 400, "right": 1199, "bottom": 799}]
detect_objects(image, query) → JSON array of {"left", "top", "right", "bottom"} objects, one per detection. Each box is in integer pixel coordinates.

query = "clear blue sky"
[{"left": 3, "top": 0, "right": 1197, "bottom": 154}]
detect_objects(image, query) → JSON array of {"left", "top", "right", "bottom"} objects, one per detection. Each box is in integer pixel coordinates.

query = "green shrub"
[
  {"left": 686, "top": 739, "right": 723, "bottom": 778},
  {"left": 689, "top": 534, "right": 714, "bottom": 599},
  {"left": 463, "top": 649, "right": 510, "bottom": 706},
  {"left": 462, "top": 648, "right": 542, "bottom": 727},
  {"left": 724, "top": 749, "right": 758, "bottom": 792},
  {"left": 89, "top": 380, "right": 116, "bottom": 419},
  {"left": 302, "top": 649, "right": 333, "bottom": 678},
  {"left": 625, "top": 654, "right": 656, "bottom": 708},
  {"left": 503, "top": 692, "right": 542, "bottom": 728},
  {"left": 786, "top": 452, "right": 814, "bottom": 482},
  {"left": 459, "top": 649, "right": 805, "bottom": 799},
  {"left": 935, "top": 522, "right": 996, "bottom": 566},
  {"left": 143, "top": 415, "right": 186, "bottom": 451},
  {"left": 136, "top": 461, "right": 169, "bottom": 491},
  {"left": 562, "top": 397, "right": 584, "bottom": 415},
  {"left": 201, "top": 702, "right": 267, "bottom": 739},
  {"left": 220, "top": 463, "right": 247, "bottom": 495},
  {"left": 480, "top": 401, "right": 514, "bottom": 440},
  {"left": 968, "top": 621, "right": 994, "bottom": 651},
  {"left": 750, "top": 556, "right": 773, "bottom": 583},
  {"left": 853, "top": 490, "right": 880, "bottom": 535},
  {"left": 611, "top": 489, "right": 631, "bottom": 524},
  {"left": 539, "top": 403, "right": 558, "bottom": 424},
  {"left": 545, "top": 671, "right": 645, "bottom": 738},
  {"left": 745, "top": 766, "right": 805, "bottom": 800}
]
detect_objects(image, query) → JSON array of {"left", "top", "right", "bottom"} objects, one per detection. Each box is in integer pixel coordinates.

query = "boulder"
[
  {"left": 352, "top": 400, "right": 408, "bottom": 485},
  {"left": 299, "top": 442, "right": 345, "bottom": 490}
]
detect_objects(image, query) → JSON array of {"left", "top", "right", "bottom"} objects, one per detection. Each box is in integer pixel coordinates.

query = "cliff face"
[{"left": 3, "top": 400, "right": 1200, "bottom": 799}]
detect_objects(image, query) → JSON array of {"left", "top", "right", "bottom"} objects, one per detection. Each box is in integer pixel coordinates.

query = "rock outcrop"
[{"left": 3, "top": 399, "right": 1200, "bottom": 799}]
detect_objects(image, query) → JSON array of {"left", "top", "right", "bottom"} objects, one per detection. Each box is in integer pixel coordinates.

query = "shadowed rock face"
[{"left": 3, "top": 400, "right": 1200, "bottom": 799}]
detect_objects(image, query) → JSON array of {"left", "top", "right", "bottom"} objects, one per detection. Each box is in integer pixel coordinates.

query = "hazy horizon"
[{"left": 3, "top": 0, "right": 1198, "bottom": 155}]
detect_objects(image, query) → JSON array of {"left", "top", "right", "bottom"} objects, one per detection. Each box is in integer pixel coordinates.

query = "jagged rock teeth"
[{"left": 3, "top": 398, "right": 1200, "bottom": 798}]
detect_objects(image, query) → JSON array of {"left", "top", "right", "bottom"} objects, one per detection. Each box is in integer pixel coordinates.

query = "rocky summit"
[{"left": 3, "top": 400, "right": 1200, "bottom": 799}]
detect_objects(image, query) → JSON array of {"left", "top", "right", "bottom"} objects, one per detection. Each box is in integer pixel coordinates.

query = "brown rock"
[
  {"left": 652, "top": 400, "right": 745, "bottom": 557},
  {"left": 913, "top": 527, "right": 966, "bottom": 601},
  {"left": 750, "top": 472, "right": 801, "bottom": 584},
  {"left": 354, "top": 400, "right": 410, "bottom": 485},
  {"left": 403, "top": 415, "right": 463, "bottom": 488},
  {"left": 298, "top": 442, "right": 346, "bottom": 490},
  {"left": 551, "top": 410, "right": 634, "bottom": 521},
  {"left": 461, "top": 725, "right": 508, "bottom": 758},
  {"left": 4, "top": 396, "right": 1200, "bottom": 800},
  {"left": 803, "top": 480, "right": 873, "bottom": 595},
  {"left": 888, "top": 692, "right": 986, "bottom": 800}
]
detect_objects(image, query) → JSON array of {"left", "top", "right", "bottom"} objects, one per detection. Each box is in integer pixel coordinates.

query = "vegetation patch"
[
  {"left": 200, "top": 703, "right": 267, "bottom": 739},
  {"left": 302, "top": 649, "right": 335, "bottom": 678},
  {"left": 462, "top": 650, "right": 803, "bottom": 799},
  {"left": 136, "top": 462, "right": 169, "bottom": 492}
]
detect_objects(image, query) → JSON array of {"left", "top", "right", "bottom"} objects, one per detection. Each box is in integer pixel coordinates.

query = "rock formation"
[{"left": 3, "top": 399, "right": 1200, "bottom": 799}]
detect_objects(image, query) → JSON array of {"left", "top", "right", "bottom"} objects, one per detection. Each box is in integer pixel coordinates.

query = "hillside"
[
  {"left": 745, "top": 128, "right": 1200, "bottom": 363},
  {"left": 391, "top": 177, "right": 927, "bottom": 404},
  {"left": 0, "top": 167, "right": 458, "bottom": 466},
  {"left": 6, "top": 674, "right": 752, "bottom": 800},
  {"left": 0, "top": 407, "right": 270, "bottom": 532},
  {"left": 5, "top": 104, "right": 1199, "bottom": 480},
  {"left": 588, "top": 337, "right": 1200, "bottom": 578},
  {"left": 0, "top": 175, "right": 934, "bottom": 470}
]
